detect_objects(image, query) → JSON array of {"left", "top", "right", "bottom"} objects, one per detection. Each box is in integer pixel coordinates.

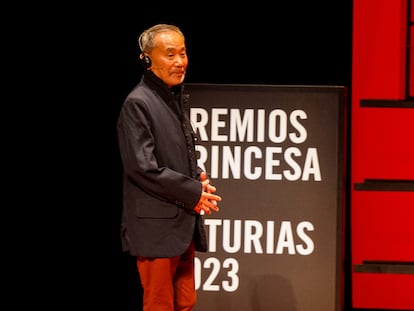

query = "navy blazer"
[{"left": 117, "top": 71, "right": 207, "bottom": 257}]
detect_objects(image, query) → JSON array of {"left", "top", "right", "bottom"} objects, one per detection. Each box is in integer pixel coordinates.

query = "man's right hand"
[{"left": 194, "top": 172, "right": 222, "bottom": 215}]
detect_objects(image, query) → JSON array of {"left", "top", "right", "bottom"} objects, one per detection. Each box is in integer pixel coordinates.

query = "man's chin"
[{"left": 173, "top": 74, "right": 185, "bottom": 83}]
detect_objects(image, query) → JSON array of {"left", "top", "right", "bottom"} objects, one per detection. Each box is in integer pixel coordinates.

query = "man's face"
[{"left": 148, "top": 31, "right": 188, "bottom": 88}]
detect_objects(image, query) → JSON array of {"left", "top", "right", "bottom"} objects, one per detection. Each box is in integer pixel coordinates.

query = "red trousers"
[{"left": 137, "top": 242, "right": 196, "bottom": 311}]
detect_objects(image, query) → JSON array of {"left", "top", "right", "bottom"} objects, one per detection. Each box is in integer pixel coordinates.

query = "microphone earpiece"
[
  {"left": 140, "top": 53, "right": 152, "bottom": 69},
  {"left": 138, "top": 30, "right": 152, "bottom": 69}
]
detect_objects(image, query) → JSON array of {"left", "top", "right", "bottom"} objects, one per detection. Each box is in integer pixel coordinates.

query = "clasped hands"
[{"left": 194, "top": 171, "right": 222, "bottom": 215}]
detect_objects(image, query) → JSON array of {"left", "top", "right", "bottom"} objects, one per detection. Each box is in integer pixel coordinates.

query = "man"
[{"left": 117, "top": 24, "right": 222, "bottom": 311}]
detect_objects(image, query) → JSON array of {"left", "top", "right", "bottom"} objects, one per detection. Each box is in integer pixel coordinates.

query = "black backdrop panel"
[{"left": 185, "top": 84, "right": 347, "bottom": 311}]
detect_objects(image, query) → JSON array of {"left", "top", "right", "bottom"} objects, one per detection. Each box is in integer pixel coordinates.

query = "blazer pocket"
[{"left": 134, "top": 198, "right": 179, "bottom": 219}]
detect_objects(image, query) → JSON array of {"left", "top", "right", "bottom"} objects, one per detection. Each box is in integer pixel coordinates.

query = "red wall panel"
[
  {"left": 410, "top": 0, "right": 414, "bottom": 96},
  {"left": 352, "top": 191, "right": 414, "bottom": 264},
  {"left": 352, "top": 1, "right": 414, "bottom": 309},
  {"left": 353, "top": 273, "right": 414, "bottom": 309},
  {"left": 352, "top": 0, "right": 406, "bottom": 102},
  {"left": 355, "top": 108, "right": 414, "bottom": 180},
  {"left": 410, "top": 27, "right": 414, "bottom": 96}
]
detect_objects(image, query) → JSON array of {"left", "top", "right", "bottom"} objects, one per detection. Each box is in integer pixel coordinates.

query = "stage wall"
[{"left": 185, "top": 84, "right": 347, "bottom": 311}]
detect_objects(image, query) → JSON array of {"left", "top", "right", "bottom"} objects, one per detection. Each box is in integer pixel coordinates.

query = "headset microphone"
[
  {"left": 140, "top": 53, "right": 152, "bottom": 69},
  {"left": 138, "top": 30, "right": 152, "bottom": 69}
]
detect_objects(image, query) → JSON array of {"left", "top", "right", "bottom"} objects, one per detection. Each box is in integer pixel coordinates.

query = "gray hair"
[{"left": 138, "top": 24, "right": 185, "bottom": 54}]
